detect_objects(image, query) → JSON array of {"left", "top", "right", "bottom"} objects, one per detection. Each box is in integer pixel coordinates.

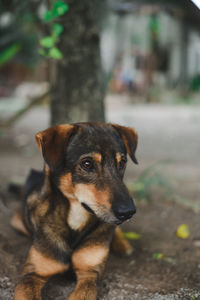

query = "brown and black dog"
[{"left": 11, "top": 122, "right": 138, "bottom": 300}]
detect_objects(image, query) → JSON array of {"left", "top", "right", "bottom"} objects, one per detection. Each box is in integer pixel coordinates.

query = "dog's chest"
[{"left": 67, "top": 201, "right": 90, "bottom": 231}]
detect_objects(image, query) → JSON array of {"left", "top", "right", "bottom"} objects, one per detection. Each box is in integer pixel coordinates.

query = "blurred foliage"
[
  {"left": 43, "top": 0, "right": 68, "bottom": 21},
  {"left": 0, "top": 0, "right": 68, "bottom": 67},
  {"left": 0, "top": 43, "right": 21, "bottom": 66},
  {"left": 129, "top": 161, "right": 173, "bottom": 202},
  {"left": 153, "top": 253, "right": 163, "bottom": 260},
  {"left": 190, "top": 74, "right": 200, "bottom": 91},
  {"left": 0, "top": 0, "right": 41, "bottom": 67},
  {"left": 123, "top": 231, "right": 141, "bottom": 240},
  {"left": 39, "top": 0, "right": 69, "bottom": 59}
]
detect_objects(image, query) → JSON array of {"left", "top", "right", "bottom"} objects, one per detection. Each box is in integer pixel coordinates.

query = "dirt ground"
[{"left": 0, "top": 96, "right": 200, "bottom": 299}]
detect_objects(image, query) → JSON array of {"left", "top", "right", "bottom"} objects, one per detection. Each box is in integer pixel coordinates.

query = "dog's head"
[{"left": 36, "top": 122, "right": 138, "bottom": 225}]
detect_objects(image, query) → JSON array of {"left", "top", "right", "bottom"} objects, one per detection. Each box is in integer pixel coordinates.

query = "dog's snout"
[{"left": 114, "top": 205, "right": 136, "bottom": 222}]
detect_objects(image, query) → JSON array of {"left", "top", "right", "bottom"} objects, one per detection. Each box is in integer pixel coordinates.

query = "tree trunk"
[{"left": 50, "top": 0, "right": 105, "bottom": 125}]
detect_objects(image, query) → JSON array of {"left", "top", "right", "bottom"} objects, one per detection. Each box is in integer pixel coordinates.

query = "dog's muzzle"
[{"left": 112, "top": 196, "right": 136, "bottom": 223}]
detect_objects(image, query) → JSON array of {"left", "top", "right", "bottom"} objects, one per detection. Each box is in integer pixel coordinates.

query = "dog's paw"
[
  {"left": 123, "top": 242, "right": 134, "bottom": 256},
  {"left": 119, "top": 239, "right": 134, "bottom": 256},
  {"left": 112, "top": 236, "right": 134, "bottom": 256},
  {"left": 68, "top": 291, "right": 97, "bottom": 300},
  {"left": 68, "top": 283, "right": 97, "bottom": 300},
  {"left": 11, "top": 212, "right": 30, "bottom": 237}
]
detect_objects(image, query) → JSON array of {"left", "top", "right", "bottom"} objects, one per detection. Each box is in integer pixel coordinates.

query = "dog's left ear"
[
  {"left": 35, "top": 124, "right": 75, "bottom": 170},
  {"left": 111, "top": 124, "right": 138, "bottom": 164}
]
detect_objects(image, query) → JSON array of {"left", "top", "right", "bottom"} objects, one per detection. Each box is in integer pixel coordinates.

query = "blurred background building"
[{"left": 101, "top": 0, "right": 200, "bottom": 98}]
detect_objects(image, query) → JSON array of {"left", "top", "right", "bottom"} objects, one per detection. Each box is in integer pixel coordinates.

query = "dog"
[{"left": 11, "top": 122, "right": 138, "bottom": 300}]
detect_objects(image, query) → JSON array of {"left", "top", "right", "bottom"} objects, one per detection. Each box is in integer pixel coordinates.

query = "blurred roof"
[{"left": 110, "top": 0, "right": 200, "bottom": 27}]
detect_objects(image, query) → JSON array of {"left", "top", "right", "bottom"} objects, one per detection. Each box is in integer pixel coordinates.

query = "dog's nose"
[{"left": 114, "top": 206, "right": 136, "bottom": 221}]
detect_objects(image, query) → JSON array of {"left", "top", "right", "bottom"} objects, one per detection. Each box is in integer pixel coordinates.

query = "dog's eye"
[
  {"left": 119, "top": 158, "right": 127, "bottom": 170},
  {"left": 81, "top": 158, "right": 94, "bottom": 171}
]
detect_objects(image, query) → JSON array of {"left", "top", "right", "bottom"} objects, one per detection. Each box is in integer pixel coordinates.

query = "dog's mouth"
[
  {"left": 81, "top": 202, "right": 131, "bottom": 225},
  {"left": 81, "top": 202, "right": 95, "bottom": 215},
  {"left": 115, "top": 220, "right": 123, "bottom": 225}
]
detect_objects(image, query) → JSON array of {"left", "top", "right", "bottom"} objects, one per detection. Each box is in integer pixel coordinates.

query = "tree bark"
[{"left": 50, "top": 0, "right": 105, "bottom": 125}]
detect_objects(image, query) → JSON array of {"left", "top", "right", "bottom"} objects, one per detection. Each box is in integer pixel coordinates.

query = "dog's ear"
[
  {"left": 35, "top": 124, "right": 75, "bottom": 170},
  {"left": 111, "top": 124, "right": 138, "bottom": 164}
]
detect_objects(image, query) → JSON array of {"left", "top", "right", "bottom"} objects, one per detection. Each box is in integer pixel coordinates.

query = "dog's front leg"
[
  {"left": 14, "top": 246, "right": 69, "bottom": 300},
  {"left": 69, "top": 246, "right": 108, "bottom": 300},
  {"left": 111, "top": 227, "right": 133, "bottom": 256},
  {"left": 68, "top": 224, "right": 114, "bottom": 300}
]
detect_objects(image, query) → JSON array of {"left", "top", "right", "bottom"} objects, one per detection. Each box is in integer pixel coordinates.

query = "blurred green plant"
[
  {"left": 39, "top": 0, "right": 69, "bottom": 60},
  {"left": 153, "top": 253, "right": 163, "bottom": 260},
  {"left": 0, "top": 0, "right": 68, "bottom": 67},
  {"left": 190, "top": 296, "right": 198, "bottom": 300},
  {"left": 0, "top": 43, "right": 21, "bottom": 66},
  {"left": 129, "top": 161, "right": 173, "bottom": 202},
  {"left": 0, "top": 1, "right": 40, "bottom": 67},
  {"left": 123, "top": 231, "right": 141, "bottom": 240},
  {"left": 190, "top": 74, "right": 200, "bottom": 91}
]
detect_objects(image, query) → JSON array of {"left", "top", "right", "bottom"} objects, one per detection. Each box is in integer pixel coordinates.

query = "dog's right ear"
[{"left": 35, "top": 124, "right": 75, "bottom": 170}]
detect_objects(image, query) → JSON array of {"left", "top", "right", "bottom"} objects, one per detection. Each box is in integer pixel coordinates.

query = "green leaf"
[
  {"left": 49, "top": 47, "right": 63, "bottom": 59},
  {"left": 53, "top": 1, "right": 69, "bottom": 17},
  {"left": 52, "top": 23, "right": 64, "bottom": 36},
  {"left": 153, "top": 253, "right": 163, "bottom": 260},
  {"left": 40, "top": 36, "right": 55, "bottom": 48},
  {"left": 43, "top": 10, "right": 54, "bottom": 22},
  {"left": 0, "top": 43, "right": 21, "bottom": 66},
  {"left": 43, "top": 1, "right": 68, "bottom": 22},
  {"left": 123, "top": 231, "right": 141, "bottom": 240}
]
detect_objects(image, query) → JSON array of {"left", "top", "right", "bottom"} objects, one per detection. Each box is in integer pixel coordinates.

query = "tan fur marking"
[
  {"left": 68, "top": 280, "right": 97, "bottom": 300},
  {"left": 26, "top": 247, "right": 69, "bottom": 277},
  {"left": 36, "top": 200, "right": 49, "bottom": 217},
  {"left": 14, "top": 286, "right": 30, "bottom": 300},
  {"left": 27, "top": 193, "right": 49, "bottom": 229},
  {"left": 14, "top": 271, "right": 47, "bottom": 300},
  {"left": 74, "top": 184, "right": 111, "bottom": 209},
  {"left": 72, "top": 245, "right": 109, "bottom": 269},
  {"left": 111, "top": 227, "right": 133, "bottom": 256},
  {"left": 67, "top": 201, "right": 90, "bottom": 231},
  {"left": 59, "top": 173, "right": 76, "bottom": 200},
  {"left": 93, "top": 153, "right": 102, "bottom": 163},
  {"left": 11, "top": 212, "right": 29, "bottom": 237},
  {"left": 116, "top": 153, "right": 121, "bottom": 164},
  {"left": 27, "top": 192, "right": 38, "bottom": 207}
]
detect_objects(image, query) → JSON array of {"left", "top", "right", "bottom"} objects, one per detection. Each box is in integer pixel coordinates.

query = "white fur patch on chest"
[{"left": 67, "top": 201, "right": 89, "bottom": 231}]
